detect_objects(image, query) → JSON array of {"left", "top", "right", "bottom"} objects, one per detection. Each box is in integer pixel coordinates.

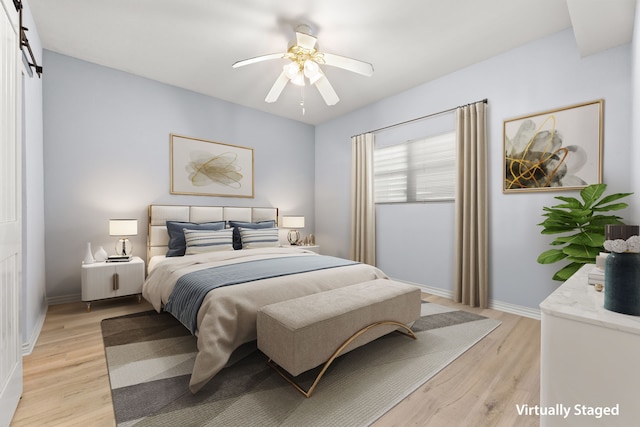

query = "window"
[{"left": 374, "top": 131, "right": 456, "bottom": 203}]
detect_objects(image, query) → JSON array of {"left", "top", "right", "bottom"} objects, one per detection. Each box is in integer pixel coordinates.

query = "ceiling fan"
[{"left": 232, "top": 25, "right": 374, "bottom": 107}]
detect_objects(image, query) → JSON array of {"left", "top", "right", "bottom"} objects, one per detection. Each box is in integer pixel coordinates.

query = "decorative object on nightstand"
[
  {"left": 83, "top": 242, "right": 95, "bottom": 264},
  {"left": 81, "top": 256, "right": 145, "bottom": 312},
  {"left": 587, "top": 252, "right": 607, "bottom": 286},
  {"left": 282, "top": 215, "right": 304, "bottom": 245},
  {"left": 109, "top": 219, "right": 138, "bottom": 256},
  {"left": 94, "top": 246, "right": 108, "bottom": 262}
]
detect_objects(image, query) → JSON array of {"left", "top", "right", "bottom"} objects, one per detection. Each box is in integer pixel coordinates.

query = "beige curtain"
[
  {"left": 454, "top": 101, "right": 488, "bottom": 308},
  {"left": 350, "top": 133, "right": 376, "bottom": 265}
]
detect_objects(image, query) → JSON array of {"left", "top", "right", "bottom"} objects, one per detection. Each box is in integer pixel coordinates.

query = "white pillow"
[
  {"left": 239, "top": 227, "right": 279, "bottom": 249},
  {"left": 184, "top": 228, "right": 234, "bottom": 254}
]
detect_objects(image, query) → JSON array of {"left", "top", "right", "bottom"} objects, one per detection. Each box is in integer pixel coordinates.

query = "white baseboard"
[
  {"left": 22, "top": 304, "right": 48, "bottom": 356},
  {"left": 489, "top": 299, "right": 541, "bottom": 320},
  {"left": 395, "top": 279, "right": 541, "bottom": 320}
]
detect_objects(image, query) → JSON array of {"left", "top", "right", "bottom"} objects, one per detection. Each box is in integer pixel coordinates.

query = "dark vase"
[{"left": 604, "top": 252, "right": 640, "bottom": 316}]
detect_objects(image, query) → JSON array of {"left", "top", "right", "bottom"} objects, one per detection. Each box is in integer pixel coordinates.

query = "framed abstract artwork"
[
  {"left": 170, "top": 134, "right": 254, "bottom": 198},
  {"left": 503, "top": 100, "right": 603, "bottom": 193}
]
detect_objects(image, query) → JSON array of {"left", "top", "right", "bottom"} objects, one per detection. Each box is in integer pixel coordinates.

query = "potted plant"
[{"left": 537, "top": 183, "right": 632, "bottom": 281}]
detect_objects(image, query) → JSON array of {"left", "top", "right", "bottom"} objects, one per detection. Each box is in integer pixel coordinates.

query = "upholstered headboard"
[{"left": 147, "top": 205, "right": 278, "bottom": 261}]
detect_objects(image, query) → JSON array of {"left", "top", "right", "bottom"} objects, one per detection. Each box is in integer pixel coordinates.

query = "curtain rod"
[{"left": 353, "top": 98, "right": 487, "bottom": 138}]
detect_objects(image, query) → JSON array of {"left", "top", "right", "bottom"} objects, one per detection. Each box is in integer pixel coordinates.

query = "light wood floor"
[{"left": 11, "top": 294, "right": 540, "bottom": 427}]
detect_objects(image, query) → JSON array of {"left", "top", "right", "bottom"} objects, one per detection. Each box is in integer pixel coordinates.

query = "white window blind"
[{"left": 374, "top": 131, "right": 456, "bottom": 203}]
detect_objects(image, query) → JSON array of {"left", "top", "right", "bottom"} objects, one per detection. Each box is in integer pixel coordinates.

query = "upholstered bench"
[{"left": 256, "top": 279, "right": 422, "bottom": 397}]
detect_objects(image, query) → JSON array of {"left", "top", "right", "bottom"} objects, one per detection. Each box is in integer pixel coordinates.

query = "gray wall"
[
  {"left": 42, "top": 51, "right": 315, "bottom": 300},
  {"left": 315, "top": 29, "right": 635, "bottom": 311},
  {"left": 37, "top": 26, "right": 639, "bottom": 311}
]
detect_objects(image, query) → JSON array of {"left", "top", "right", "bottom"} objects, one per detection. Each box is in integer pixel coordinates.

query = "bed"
[{"left": 142, "top": 205, "right": 388, "bottom": 393}]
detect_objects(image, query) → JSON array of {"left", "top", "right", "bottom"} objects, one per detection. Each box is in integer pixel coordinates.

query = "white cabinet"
[
  {"left": 540, "top": 265, "right": 640, "bottom": 426},
  {"left": 81, "top": 257, "right": 145, "bottom": 312},
  {"left": 283, "top": 245, "right": 320, "bottom": 254}
]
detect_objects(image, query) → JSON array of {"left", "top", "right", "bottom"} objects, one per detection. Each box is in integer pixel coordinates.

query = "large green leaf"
[
  {"left": 552, "top": 262, "right": 583, "bottom": 281},
  {"left": 588, "top": 216, "right": 624, "bottom": 226},
  {"left": 553, "top": 196, "right": 583, "bottom": 209},
  {"left": 562, "top": 243, "right": 601, "bottom": 258},
  {"left": 593, "top": 192, "right": 633, "bottom": 208},
  {"left": 593, "top": 202, "right": 629, "bottom": 212},
  {"left": 543, "top": 207, "right": 592, "bottom": 218},
  {"left": 540, "top": 225, "right": 576, "bottom": 235},
  {"left": 566, "top": 255, "right": 597, "bottom": 264},
  {"left": 537, "top": 249, "right": 567, "bottom": 264},
  {"left": 580, "top": 184, "right": 606, "bottom": 207},
  {"left": 538, "top": 216, "right": 579, "bottom": 230},
  {"left": 553, "top": 233, "right": 603, "bottom": 246}
]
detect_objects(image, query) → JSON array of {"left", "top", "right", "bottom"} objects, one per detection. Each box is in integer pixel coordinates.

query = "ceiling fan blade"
[
  {"left": 322, "top": 52, "right": 374, "bottom": 77},
  {"left": 232, "top": 53, "right": 285, "bottom": 68},
  {"left": 313, "top": 73, "right": 339, "bottom": 105},
  {"left": 265, "top": 70, "right": 289, "bottom": 103},
  {"left": 296, "top": 31, "right": 317, "bottom": 50}
]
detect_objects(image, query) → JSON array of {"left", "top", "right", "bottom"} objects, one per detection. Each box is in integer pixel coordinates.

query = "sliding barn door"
[{"left": 0, "top": 0, "right": 23, "bottom": 424}]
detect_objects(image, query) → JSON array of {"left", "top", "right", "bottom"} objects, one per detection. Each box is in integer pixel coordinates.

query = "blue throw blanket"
[{"left": 165, "top": 255, "right": 359, "bottom": 334}]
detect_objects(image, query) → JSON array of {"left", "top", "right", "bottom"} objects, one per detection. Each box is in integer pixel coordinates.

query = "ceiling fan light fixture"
[
  {"left": 303, "top": 59, "right": 320, "bottom": 79},
  {"left": 284, "top": 62, "right": 299, "bottom": 79},
  {"left": 233, "top": 25, "right": 373, "bottom": 106},
  {"left": 291, "top": 71, "right": 305, "bottom": 86}
]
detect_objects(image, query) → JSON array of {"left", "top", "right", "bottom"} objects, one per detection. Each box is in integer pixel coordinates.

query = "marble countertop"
[{"left": 540, "top": 264, "right": 640, "bottom": 336}]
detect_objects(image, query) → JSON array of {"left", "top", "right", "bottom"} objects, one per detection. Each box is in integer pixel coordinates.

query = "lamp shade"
[
  {"left": 281, "top": 216, "right": 305, "bottom": 229},
  {"left": 109, "top": 219, "right": 138, "bottom": 236}
]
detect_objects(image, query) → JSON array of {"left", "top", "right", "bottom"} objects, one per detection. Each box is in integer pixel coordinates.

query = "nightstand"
[
  {"left": 283, "top": 245, "right": 320, "bottom": 254},
  {"left": 81, "top": 256, "right": 145, "bottom": 312}
]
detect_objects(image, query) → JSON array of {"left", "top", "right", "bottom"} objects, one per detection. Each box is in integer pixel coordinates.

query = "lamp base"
[
  {"left": 115, "top": 238, "right": 133, "bottom": 256},
  {"left": 287, "top": 230, "right": 301, "bottom": 246}
]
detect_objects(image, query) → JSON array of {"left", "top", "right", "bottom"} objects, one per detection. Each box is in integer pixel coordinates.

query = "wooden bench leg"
[{"left": 267, "top": 320, "right": 417, "bottom": 398}]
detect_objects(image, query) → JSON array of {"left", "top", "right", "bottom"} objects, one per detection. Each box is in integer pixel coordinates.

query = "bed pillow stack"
[{"left": 166, "top": 219, "right": 280, "bottom": 256}]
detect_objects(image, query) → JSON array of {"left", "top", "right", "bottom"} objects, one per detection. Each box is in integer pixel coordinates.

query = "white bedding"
[
  {"left": 147, "top": 255, "right": 167, "bottom": 273},
  {"left": 142, "top": 247, "right": 388, "bottom": 393}
]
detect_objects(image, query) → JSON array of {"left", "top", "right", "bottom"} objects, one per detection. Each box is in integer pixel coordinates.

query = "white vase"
[
  {"left": 83, "top": 242, "right": 95, "bottom": 264},
  {"left": 94, "top": 246, "right": 108, "bottom": 262}
]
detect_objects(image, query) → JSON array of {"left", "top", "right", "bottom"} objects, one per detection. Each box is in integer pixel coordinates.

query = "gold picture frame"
[
  {"left": 503, "top": 99, "right": 603, "bottom": 193},
  {"left": 170, "top": 133, "right": 254, "bottom": 198}
]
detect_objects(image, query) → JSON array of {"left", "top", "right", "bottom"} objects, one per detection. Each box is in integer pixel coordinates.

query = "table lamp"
[
  {"left": 109, "top": 219, "right": 138, "bottom": 256},
  {"left": 281, "top": 216, "right": 305, "bottom": 245}
]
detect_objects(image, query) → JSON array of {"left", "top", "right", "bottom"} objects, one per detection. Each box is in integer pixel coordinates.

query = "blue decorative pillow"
[
  {"left": 228, "top": 220, "right": 276, "bottom": 250},
  {"left": 184, "top": 228, "right": 234, "bottom": 254},
  {"left": 239, "top": 227, "right": 280, "bottom": 249},
  {"left": 166, "top": 221, "right": 226, "bottom": 257}
]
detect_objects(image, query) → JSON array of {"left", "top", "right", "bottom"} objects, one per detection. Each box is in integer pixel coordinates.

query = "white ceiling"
[{"left": 26, "top": 0, "right": 635, "bottom": 125}]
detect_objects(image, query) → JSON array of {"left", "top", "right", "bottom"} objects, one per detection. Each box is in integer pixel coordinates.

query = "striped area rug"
[{"left": 102, "top": 303, "right": 501, "bottom": 426}]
